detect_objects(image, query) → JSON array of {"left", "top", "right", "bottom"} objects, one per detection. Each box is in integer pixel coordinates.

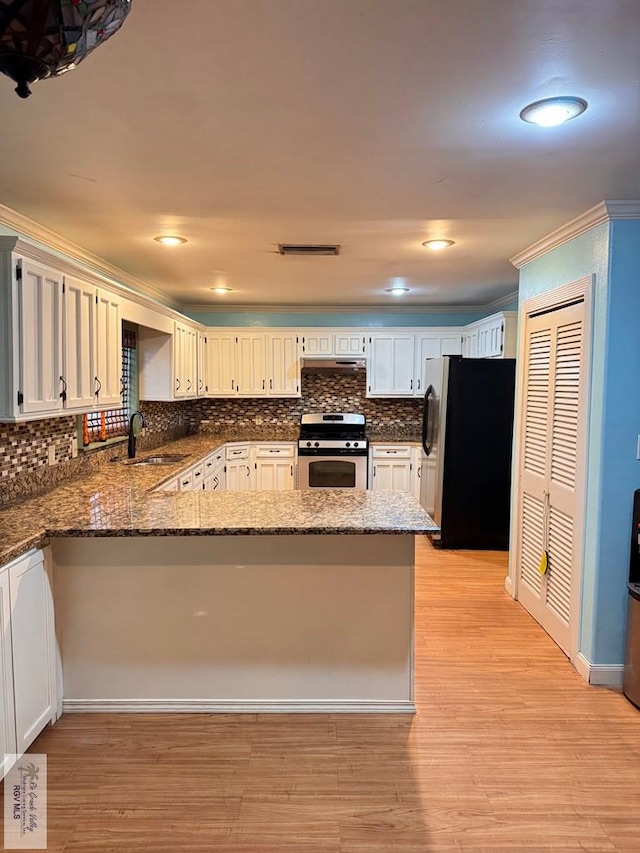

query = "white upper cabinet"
[
  {"left": 206, "top": 333, "right": 236, "bottom": 395},
  {"left": 95, "top": 289, "right": 122, "bottom": 408},
  {"left": 367, "top": 333, "right": 415, "bottom": 396},
  {"left": 335, "top": 332, "right": 366, "bottom": 356},
  {"left": 266, "top": 333, "right": 300, "bottom": 396},
  {"left": 413, "top": 332, "right": 463, "bottom": 396},
  {"left": 0, "top": 240, "right": 125, "bottom": 421},
  {"left": 197, "top": 332, "right": 208, "bottom": 396},
  {"left": 206, "top": 331, "right": 301, "bottom": 398},
  {"left": 462, "top": 311, "right": 517, "bottom": 359},
  {"left": 139, "top": 320, "right": 201, "bottom": 402},
  {"left": 300, "top": 330, "right": 366, "bottom": 357},
  {"left": 300, "top": 332, "right": 333, "bottom": 356},
  {"left": 174, "top": 322, "right": 198, "bottom": 398},
  {"left": 236, "top": 333, "right": 267, "bottom": 396},
  {"left": 63, "top": 276, "right": 98, "bottom": 411},
  {"left": 16, "top": 257, "right": 65, "bottom": 417}
]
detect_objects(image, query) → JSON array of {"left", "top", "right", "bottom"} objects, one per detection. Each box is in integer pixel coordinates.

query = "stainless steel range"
[{"left": 297, "top": 413, "right": 368, "bottom": 489}]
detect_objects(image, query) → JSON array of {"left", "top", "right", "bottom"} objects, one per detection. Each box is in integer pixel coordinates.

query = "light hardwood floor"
[{"left": 6, "top": 537, "right": 640, "bottom": 851}]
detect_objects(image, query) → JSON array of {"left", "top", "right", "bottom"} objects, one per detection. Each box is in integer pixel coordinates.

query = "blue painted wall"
[
  {"left": 184, "top": 310, "right": 484, "bottom": 327},
  {"left": 517, "top": 220, "right": 640, "bottom": 665}
]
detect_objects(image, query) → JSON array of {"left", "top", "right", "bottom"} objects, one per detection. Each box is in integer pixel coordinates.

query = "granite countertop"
[{"left": 0, "top": 433, "right": 438, "bottom": 565}]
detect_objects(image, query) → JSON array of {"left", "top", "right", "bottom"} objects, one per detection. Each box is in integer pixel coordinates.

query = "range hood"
[{"left": 301, "top": 358, "right": 366, "bottom": 373}]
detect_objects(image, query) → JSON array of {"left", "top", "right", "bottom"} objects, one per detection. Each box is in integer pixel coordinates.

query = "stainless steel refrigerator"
[{"left": 421, "top": 356, "right": 516, "bottom": 549}]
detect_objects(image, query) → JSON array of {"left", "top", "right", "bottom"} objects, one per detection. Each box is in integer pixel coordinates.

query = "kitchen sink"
[{"left": 127, "top": 454, "right": 188, "bottom": 465}]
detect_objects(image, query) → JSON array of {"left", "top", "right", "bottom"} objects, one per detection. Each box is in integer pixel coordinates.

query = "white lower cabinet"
[
  {"left": 253, "top": 444, "right": 295, "bottom": 490},
  {"left": 226, "top": 444, "right": 253, "bottom": 490},
  {"left": 370, "top": 445, "right": 413, "bottom": 491},
  {"left": 0, "top": 570, "right": 16, "bottom": 778},
  {"left": 0, "top": 548, "right": 57, "bottom": 778}
]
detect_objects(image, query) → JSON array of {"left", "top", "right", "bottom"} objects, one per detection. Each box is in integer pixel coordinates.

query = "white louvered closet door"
[{"left": 517, "top": 299, "right": 585, "bottom": 656}]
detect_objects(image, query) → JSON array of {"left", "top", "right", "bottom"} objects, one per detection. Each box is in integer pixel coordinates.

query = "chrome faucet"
[{"left": 127, "top": 411, "right": 147, "bottom": 458}]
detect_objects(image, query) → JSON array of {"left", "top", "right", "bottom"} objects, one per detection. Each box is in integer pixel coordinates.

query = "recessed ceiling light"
[
  {"left": 422, "top": 239, "right": 455, "bottom": 250},
  {"left": 210, "top": 286, "right": 233, "bottom": 294},
  {"left": 154, "top": 235, "right": 187, "bottom": 246},
  {"left": 385, "top": 287, "right": 410, "bottom": 295},
  {"left": 519, "top": 96, "right": 588, "bottom": 127}
]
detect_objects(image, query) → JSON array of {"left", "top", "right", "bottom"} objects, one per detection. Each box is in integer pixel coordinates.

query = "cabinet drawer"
[
  {"left": 226, "top": 445, "right": 250, "bottom": 461},
  {"left": 371, "top": 445, "right": 412, "bottom": 459},
  {"left": 178, "top": 471, "right": 194, "bottom": 490},
  {"left": 191, "top": 464, "right": 204, "bottom": 486},
  {"left": 254, "top": 445, "right": 295, "bottom": 458},
  {"left": 203, "top": 449, "right": 224, "bottom": 473}
]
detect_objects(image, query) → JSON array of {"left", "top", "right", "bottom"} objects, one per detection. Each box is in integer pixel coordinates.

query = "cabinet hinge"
[
  {"left": 17, "top": 390, "right": 23, "bottom": 406},
  {"left": 235, "top": 336, "right": 238, "bottom": 344},
  {"left": 62, "top": 282, "right": 65, "bottom": 293},
  {"left": 255, "top": 463, "right": 257, "bottom": 470},
  {"left": 296, "top": 336, "right": 299, "bottom": 344},
  {"left": 95, "top": 294, "right": 98, "bottom": 304},
  {"left": 224, "top": 465, "right": 227, "bottom": 473},
  {"left": 15, "top": 262, "right": 22, "bottom": 281}
]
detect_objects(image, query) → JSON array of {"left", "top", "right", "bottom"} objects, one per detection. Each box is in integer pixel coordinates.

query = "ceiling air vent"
[{"left": 278, "top": 244, "right": 340, "bottom": 256}]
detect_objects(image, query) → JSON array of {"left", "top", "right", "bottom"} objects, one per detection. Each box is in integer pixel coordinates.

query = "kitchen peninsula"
[{"left": 0, "top": 436, "right": 438, "bottom": 727}]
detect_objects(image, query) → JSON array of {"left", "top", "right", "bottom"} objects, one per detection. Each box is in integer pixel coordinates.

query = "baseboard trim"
[
  {"left": 574, "top": 653, "right": 624, "bottom": 687},
  {"left": 504, "top": 575, "right": 514, "bottom": 597},
  {"left": 62, "top": 699, "right": 416, "bottom": 714}
]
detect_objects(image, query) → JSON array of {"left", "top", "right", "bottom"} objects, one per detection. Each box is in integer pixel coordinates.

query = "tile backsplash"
[
  {"left": 0, "top": 373, "right": 421, "bottom": 507},
  {"left": 0, "top": 400, "right": 193, "bottom": 507},
  {"left": 192, "top": 372, "right": 422, "bottom": 437}
]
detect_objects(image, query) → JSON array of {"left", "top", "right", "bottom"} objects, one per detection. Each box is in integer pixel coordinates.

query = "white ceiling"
[{"left": 0, "top": 0, "right": 639, "bottom": 309}]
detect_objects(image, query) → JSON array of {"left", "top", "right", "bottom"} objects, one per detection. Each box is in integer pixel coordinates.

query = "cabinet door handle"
[
  {"left": 268, "top": 449, "right": 279, "bottom": 453},
  {"left": 417, "top": 467, "right": 421, "bottom": 478},
  {"left": 270, "top": 379, "right": 273, "bottom": 390},
  {"left": 182, "top": 479, "right": 190, "bottom": 487},
  {"left": 59, "top": 376, "right": 67, "bottom": 402},
  {"left": 187, "top": 379, "right": 192, "bottom": 391},
  {"left": 176, "top": 378, "right": 181, "bottom": 391},
  {"left": 207, "top": 462, "right": 213, "bottom": 468},
  {"left": 373, "top": 466, "right": 376, "bottom": 476},
  {"left": 231, "top": 379, "right": 235, "bottom": 391},
  {"left": 94, "top": 376, "right": 102, "bottom": 397},
  {"left": 262, "top": 379, "right": 265, "bottom": 390},
  {"left": 194, "top": 471, "right": 201, "bottom": 478},
  {"left": 246, "top": 466, "right": 250, "bottom": 476}
]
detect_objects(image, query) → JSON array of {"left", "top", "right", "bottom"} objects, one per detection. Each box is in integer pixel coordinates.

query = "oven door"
[{"left": 298, "top": 453, "right": 368, "bottom": 489}]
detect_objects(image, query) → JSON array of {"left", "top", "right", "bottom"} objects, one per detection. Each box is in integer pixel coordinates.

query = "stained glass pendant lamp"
[{"left": 0, "top": 0, "right": 131, "bottom": 99}]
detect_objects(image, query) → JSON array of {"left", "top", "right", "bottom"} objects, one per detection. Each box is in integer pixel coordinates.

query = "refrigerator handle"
[{"left": 422, "top": 384, "right": 435, "bottom": 456}]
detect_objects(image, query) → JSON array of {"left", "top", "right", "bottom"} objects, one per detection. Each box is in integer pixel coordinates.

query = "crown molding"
[
  {"left": 510, "top": 200, "right": 640, "bottom": 269},
  {"left": 0, "top": 202, "right": 183, "bottom": 312},
  {"left": 482, "top": 290, "right": 519, "bottom": 312},
  {"left": 183, "top": 301, "right": 494, "bottom": 315}
]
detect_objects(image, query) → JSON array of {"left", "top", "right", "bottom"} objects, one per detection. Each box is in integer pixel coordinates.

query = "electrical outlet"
[
  {"left": 47, "top": 444, "right": 56, "bottom": 466},
  {"left": 255, "top": 416, "right": 263, "bottom": 425}
]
